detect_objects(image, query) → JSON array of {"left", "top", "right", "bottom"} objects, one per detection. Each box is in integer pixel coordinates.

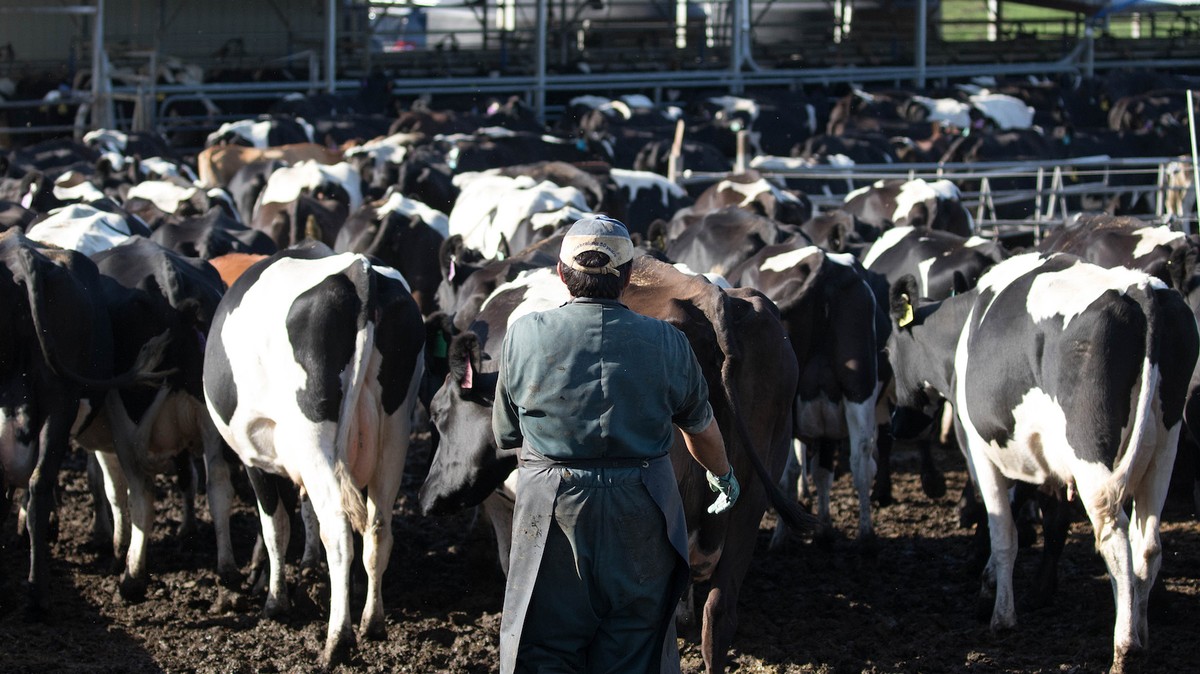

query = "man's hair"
[{"left": 561, "top": 250, "right": 632, "bottom": 299}]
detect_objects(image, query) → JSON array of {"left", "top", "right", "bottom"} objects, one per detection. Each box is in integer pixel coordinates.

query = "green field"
[{"left": 937, "top": 0, "right": 1200, "bottom": 41}]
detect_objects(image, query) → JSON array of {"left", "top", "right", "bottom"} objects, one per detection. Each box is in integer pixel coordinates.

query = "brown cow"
[{"left": 196, "top": 143, "right": 343, "bottom": 189}]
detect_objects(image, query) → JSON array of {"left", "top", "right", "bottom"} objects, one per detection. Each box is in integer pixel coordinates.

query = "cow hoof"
[
  {"left": 217, "top": 566, "right": 243, "bottom": 591},
  {"left": 920, "top": 469, "right": 947, "bottom": 500},
  {"left": 22, "top": 583, "right": 49, "bottom": 623},
  {"left": 361, "top": 614, "right": 388, "bottom": 641},
  {"left": 320, "top": 627, "right": 356, "bottom": 670},
  {"left": 263, "top": 594, "right": 291, "bottom": 621},
  {"left": 118, "top": 573, "right": 148, "bottom": 603},
  {"left": 813, "top": 525, "right": 838, "bottom": 550}
]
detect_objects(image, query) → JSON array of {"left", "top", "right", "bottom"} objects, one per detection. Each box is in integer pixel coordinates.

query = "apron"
[{"left": 499, "top": 447, "right": 690, "bottom": 674}]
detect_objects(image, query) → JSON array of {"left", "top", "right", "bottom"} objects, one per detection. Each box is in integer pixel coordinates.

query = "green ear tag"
[
  {"left": 898, "top": 301, "right": 914, "bottom": 328},
  {"left": 434, "top": 332, "right": 448, "bottom": 358}
]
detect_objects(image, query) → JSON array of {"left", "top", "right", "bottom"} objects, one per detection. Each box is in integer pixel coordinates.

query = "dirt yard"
[{"left": 2, "top": 434, "right": 1198, "bottom": 674}]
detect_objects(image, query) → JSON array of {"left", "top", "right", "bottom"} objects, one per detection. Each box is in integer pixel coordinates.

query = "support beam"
[
  {"left": 915, "top": 0, "right": 927, "bottom": 89},
  {"left": 326, "top": 0, "right": 337, "bottom": 94},
  {"left": 92, "top": 0, "right": 112, "bottom": 130},
  {"left": 535, "top": 0, "right": 547, "bottom": 123}
]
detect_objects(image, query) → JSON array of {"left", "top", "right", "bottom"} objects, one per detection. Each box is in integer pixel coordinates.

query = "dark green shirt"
[{"left": 493, "top": 296, "right": 713, "bottom": 460}]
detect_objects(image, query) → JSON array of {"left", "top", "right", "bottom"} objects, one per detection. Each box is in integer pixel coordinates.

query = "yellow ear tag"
[{"left": 898, "top": 299, "right": 914, "bottom": 328}]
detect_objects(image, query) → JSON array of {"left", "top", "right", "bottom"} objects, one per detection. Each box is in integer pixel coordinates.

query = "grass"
[{"left": 937, "top": 0, "right": 1200, "bottom": 41}]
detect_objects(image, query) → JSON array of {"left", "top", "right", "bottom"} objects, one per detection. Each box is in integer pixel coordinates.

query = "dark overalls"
[{"left": 493, "top": 297, "right": 713, "bottom": 674}]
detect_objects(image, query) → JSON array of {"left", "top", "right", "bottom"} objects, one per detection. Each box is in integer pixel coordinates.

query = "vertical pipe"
[
  {"left": 915, "top": 0, "right": 926, "bottom": 89},
  {"left": 536, "top": 0, "right": 547, "bottom": 124},
  {"left": 1187, "top": 90, "right": 1199, "bottom": 234},
  {"left": 326, "top": 0, "right": 336, "bottom": 93},
  {"left": 92, "top": 0, "right": 111, "bottom": 130}
]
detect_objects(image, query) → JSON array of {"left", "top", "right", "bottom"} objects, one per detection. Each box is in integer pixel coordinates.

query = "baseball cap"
[{"left": 558, "top": 214, "right": 634, "bottom": 276}]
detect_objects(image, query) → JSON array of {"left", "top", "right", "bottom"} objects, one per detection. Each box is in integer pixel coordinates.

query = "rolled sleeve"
[{"left": 670, "top": 333, "right": 714, "bottom": 434}]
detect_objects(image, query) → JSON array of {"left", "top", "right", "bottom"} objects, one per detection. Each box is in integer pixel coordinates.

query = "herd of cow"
[{"left": 0, "top": 69, "right": 1199, "bottom": 673}]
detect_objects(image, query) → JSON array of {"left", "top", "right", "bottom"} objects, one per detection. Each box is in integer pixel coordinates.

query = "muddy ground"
[{"left": 2, "top": 434, "right": 1199, "bottom": 674}]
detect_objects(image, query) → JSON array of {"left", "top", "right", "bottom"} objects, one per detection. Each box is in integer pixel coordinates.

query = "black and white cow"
[
  {"left": 447, "top": 171, "right": 589, "bottom": 260},
  {"left": 727, "top": 242, "right": 885, "bottom": 543},
  {"left": 886, "top": 252, "right": 1198, "bottom": 672},
  {"left": 419, "top": 256, "right": 813, "bottom": 674},
  {"left": 661, "top": 207, "right": 804, "bottom": 277},
  {"left": 0, "top": 229, "right": 169, "bottom": 617},
  {"left": 76, "top": 237, "right": 235, "bottom": 601},
  {"left": 203, "top": 245, "right": 425, "bottom": 667},
  {"left": 842, "top": 178, "right": 975, "bottom": 241},
  {"left": 150, "top": 207, "right": 278, "bottom": 261},
  {"left": 862, "top": 226, "right": 1009, "bottom": 306},
  {"left": 1037, "top": 213, "right": 1189, "bottom": 287},
  {"left": 25, "top": 203, "right": 151, "bottom": 256},
  {"left": 334, "top": 188, "right": 449, "bottom": 315}
]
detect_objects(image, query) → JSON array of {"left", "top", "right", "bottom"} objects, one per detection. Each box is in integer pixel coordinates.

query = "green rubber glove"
[{"left": 706, "top": 467, "right": 740, "bottom": 514}]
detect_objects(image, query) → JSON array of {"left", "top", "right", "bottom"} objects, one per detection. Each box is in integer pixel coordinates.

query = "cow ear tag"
[
  {"left": 898, "top": 295, "right": 914, "bottom": 328},
  {"left": 434, "top": 332, "right": 448, "bottom": 358}
]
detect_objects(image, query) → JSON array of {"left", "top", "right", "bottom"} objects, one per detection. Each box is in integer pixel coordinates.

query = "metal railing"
[{"left": 718, "top": 155, "right": 1198, "bottom": 237}]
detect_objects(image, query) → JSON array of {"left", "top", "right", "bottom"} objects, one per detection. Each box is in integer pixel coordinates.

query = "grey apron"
[{"left": 499, "top": 448, "right": 690, "bottom": 674}]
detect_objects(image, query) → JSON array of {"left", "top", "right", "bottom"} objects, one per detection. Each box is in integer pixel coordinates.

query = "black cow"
[
  {"left": 76, "top": 237, "right": 234, "bottom": 601},
  {"left": 886, "top": 252, "right": 1197, "bottom": 673},
  {"left": 0, "top": 230, "right": 169, "bottom": 617},
  {"left": 334, "top": 191, "right": 448, "bottom": 315},
  {"left": 151, "top": 207, "right": 279, "bottom": 260},
  {"left": 726, "top": 242, "right": 885, "bottom": 543},
  {"left": 661, "top": 207, "right": 804, "bottom": 277}
]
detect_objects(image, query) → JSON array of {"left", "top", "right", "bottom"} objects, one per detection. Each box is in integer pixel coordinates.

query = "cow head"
[
  {"left": 886, "top": 274, "right": 939, "bottom": 439},
  {"left": 419, "top": 330, "right": 517, "bottom": 515}
]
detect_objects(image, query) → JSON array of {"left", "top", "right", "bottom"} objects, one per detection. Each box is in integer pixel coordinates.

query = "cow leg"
[
  {"left": 299, "top": 495, "right": 322, "bottom": 570},
  {"left": 85, "top": 452, "right": 114, "bottom": 550},
  {"left": 25, "top": 401, "right": 75, "bottom": 619},
  {"left": 1126, "top": 423, "right": 1180, "bottom": 658},
  {"left": 360, "top": 437, "right": 409, "bottom": 642},
  {"left": 1021, "top": 486, "right": 1071, "bottom": 611},
  {"left": 769, "top": 440, "right": 804, "bottom": 550},
  {"left": 966, "top": 448, "right": 1018, "bottom": 632},
  {"left": 245, "top": 467, "right": 292, "bottom": 620},
  {"left": 812, "top": 440, "right": 836, "bottom": 545},
  {"left": 700, "top": 493, "right": 762, "bottom": 674},
  {"left": 117, "top": 464, "right": 156, "bottom": 603},
  {"left": 201, "top": 422, "right": 239, "bottom": 588},
  {"left": 175, "top": 454, "right": 197, "bottom": 540},
  {"left": 91, "top": 451, "right": 130, "bottom": 570},
  {"left": 872, "top": 424, "right": 893, "bottom": 507},
  {"left": 845, "top": 398, "right": 877, "bottom": 543},
  {"left": 1075, "top": 468, "right": 1137, "bottom": 672},
  {"left": 303, "top": 470, "right": 357, "bottom": 668}
]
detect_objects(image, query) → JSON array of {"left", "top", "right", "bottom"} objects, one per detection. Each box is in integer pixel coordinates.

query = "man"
[{"left": 493, "top": 214, "right": 740, "bottom": 674}]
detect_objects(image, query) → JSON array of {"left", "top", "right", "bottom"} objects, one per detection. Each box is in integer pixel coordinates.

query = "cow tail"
[
  {"left": 15, "top": 246, "right": 174, "bottom": 392},
  {"left": 711, "top": 289, "right": 821, "bottom": 534},
  {"left": 333, "top": 256, "right": 374, "bottom": 534},
  {"left": 1094, "top": 282, "right": 1161, "bottom": 548}
]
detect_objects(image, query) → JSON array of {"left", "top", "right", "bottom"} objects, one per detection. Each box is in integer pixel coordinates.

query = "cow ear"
[
  {"left": 447, "top": 331, "right": 481, "bottom": 392},
  {"left": 890, "top": 275, "right": 920, "bottom": 328},
  {"left": 951, "top": 271, "right": 970, "bottom": 297}
]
